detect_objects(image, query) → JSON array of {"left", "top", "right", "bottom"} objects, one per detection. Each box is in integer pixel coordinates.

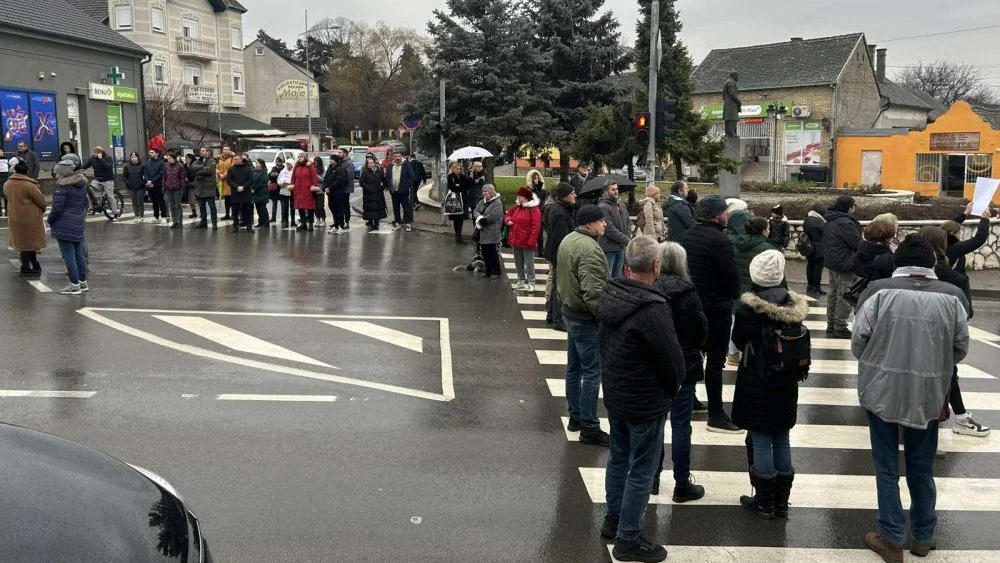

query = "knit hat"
[
  {"left": 700, "top": 195, "right": 727, "bottom": 219},
  {"left": 52, "top": 158, "right": 78, "bottom": 178},
  {"left": 576, "top": 204, "right": 604, "bottom": 227},
  {"left": 893, "top": 234, "right": 936, "bottom": 269},
  {"left": 772, "top": 204, "right": 783, "bottom": 216},
  {"left": 517, "top": 186, "right": 534, "bottom": 200},
  {"left": 555, "top": 182, "right": 575, "bottom": 200},
  {"left": 749, "top": 250, "right": 786, "bottom": 288},
  {"left": 726, "top": 198, "right": 748, "bottom": 214}
]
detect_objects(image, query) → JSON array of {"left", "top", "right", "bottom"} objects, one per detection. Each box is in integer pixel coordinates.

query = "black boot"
[
  {"left": 774, "top": 471, "right": 794, "bottom": 518},
  {"left": 740, "top": 470, "right": 776, "bottom": 519}
]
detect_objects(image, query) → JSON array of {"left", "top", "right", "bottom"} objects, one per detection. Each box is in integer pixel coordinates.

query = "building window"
[
  {"left": 231, "top": 26, "right": 242, "bottom": 50},
  {"left": 182, "top": 18, "right": 199, "bottom": 38},
  {"left": 914, "top": 153, "right": 941, "bottom": 183},
  {"left": 233, "top": 70, "right": 243, "bottom": 93},
  {"left": 966, "top": 154, "right": 993, "bottom": 184},
  {"left": 184, "top": 65, "right": 202, "bottom": 86},
  {"left": 154, "top": 61, "right": 166, "bottom": 84},
  {"left": 114, "top": 4, "right": 132, "bottom": 30},
  {"left": 255, "top": 46, "right": 264, "bottom": 56},
  {"left": 151, "top": 7, "right": 164, "bottom": 33}
]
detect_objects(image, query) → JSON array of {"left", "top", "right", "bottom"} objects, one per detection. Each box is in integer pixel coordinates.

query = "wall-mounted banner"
[
  {"left": 89, "top": 83, "right": 138, "bottom": 104},
  {"left": 785, "top": 120, "right": 823, "bottom": 165},
  {"left": 29, "top": 92, "right": 58, "bottom": 158},
  {"left": 1, "top": 89, "right": 30, "bottom": 153},
  {"left": 698, "top": 100, "right": 795, "bottom": 120},
  {"left": 276, "top": 79, "right": 319, "bottom": 100}
]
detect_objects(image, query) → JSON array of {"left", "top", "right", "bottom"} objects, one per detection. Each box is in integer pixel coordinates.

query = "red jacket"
[
  {"left": 504, "top": 196, "right": 542, "bottom": 250},
  {"left": 291, "top": 163, "right": 319, "bottom": 210}
]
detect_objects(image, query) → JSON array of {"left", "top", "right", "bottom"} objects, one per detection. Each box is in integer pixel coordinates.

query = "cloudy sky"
[{"left": 243, "top": 0, "right": 1000, "bottom": 88}]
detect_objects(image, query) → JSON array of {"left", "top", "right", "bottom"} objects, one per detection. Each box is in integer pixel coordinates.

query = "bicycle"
[{"left": 87, "top": 181, "right": 125, "bottom": 220}]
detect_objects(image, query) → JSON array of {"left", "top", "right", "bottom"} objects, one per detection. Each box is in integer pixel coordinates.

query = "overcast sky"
[{"left": 243, "top": 0, "right": 1000, "bottom": 88}]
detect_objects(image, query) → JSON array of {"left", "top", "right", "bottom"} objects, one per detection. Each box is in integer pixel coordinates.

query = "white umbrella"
[{"left": 448, "top": 146, "right": 493, "bottom": 161}]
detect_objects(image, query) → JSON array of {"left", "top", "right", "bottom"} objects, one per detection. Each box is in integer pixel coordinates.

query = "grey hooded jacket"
[
  {"left": 474, "top": 195, "right": 504, "bottom": 245},
  {"left": 851, "top": 267, "right": 970, "bottom": 429}
]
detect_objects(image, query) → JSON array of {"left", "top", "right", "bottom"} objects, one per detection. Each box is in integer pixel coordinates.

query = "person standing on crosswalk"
[
  {"left": 823, "top": 196, "right": 862, "bottom": 339},
  {"left": 852, "top": 235, "right": 970, "bottom": 562},
  {"left": 598, "top": 235, "right": 684, "bottom": 563},
  {"left": 557, "top": 204, "right": 611, "bottom": 446},
  {"left": 541, "top": 183, "right": 577, "bottom": 332},
  {"left": 731, "top": 250, "right": 810, "bottom": 519}
]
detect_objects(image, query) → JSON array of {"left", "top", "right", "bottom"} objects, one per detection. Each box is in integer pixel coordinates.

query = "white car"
[{"left": 244, "top": 147, "right": 303, "bottom": 170}]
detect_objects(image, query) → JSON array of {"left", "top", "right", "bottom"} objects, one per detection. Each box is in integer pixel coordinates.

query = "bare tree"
[
  {"left": 144, "top": 83, "right": 189, "bottom": 140},
  {"left": 895, "top": 61, "right": 998, "bottom": 105}
]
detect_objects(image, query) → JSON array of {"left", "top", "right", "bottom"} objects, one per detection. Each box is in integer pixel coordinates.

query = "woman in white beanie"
[{"left": 730, "top": 249, "right": 811, "bottom": 520}]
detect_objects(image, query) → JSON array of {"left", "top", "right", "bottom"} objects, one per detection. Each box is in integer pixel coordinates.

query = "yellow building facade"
[{"left": 836, "top": 101, "right": 1000, "bottom": 202}]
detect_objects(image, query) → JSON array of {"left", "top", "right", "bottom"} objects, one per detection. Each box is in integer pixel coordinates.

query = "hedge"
[{"left": 747, "top": 197, "right": 968, "bottom": 222}]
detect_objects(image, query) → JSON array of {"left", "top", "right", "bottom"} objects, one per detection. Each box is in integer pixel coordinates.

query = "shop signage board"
[
  {"left": 698, "top": 100, "right": 795, "bottom": 120},
  {"left": 785, "top": 120, "right": 823, "bottom": 165},
  {"left": 930, "top": 132, "right": 981, "bottom": 151},
  {"left": 276, "top": 79, "right": 319, "bottom": 100},
  {"left": 89, "top": 83, "right": 138, "bottom": 104},
  {"left": 1, "top": 89, "right": 59, "bottom": 157},
  {"left": 106, "top": 105, "right": 124, "bottom": 164}
]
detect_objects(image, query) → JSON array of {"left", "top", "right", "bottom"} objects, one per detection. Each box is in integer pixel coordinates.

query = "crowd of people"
[{"left": 525, "top": 178, "right": 987, "bottom": 562}]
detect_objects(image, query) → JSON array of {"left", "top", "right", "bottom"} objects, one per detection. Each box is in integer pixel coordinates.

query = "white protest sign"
[{"left": 971, "top": 177, "right": 1000, "bottom": 216}]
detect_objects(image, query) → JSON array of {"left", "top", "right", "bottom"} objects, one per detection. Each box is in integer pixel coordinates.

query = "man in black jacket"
[
  {"left": 326, "top": 153, "right": 353, "bottom": 234},
  {"left": 542, "top": 183, "right": 577, "bottom": 331},
  {"left": 823, "top": 196, "right": 862, "bottom": 338},
  {"left": 598, "top": 235, "right": 684, "bottom": 563},
  {"left": 81, "top": 146, "right": 118, "bottom": 219},
  {"left": 407, "top": 153, "right": 426, "bottom": 211},
  {"left": 681, "top": 195, "right": 743, "bottom": 434},
  {"left": 664, "top": 180, "right": 695, "bottom": 242}
]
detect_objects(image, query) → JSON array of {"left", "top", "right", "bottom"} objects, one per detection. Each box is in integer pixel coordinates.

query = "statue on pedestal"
[{"left": 723, "top": 72, "right": 742, "bottom": 138}]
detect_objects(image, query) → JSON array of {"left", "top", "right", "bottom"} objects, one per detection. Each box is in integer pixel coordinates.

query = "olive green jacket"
[{"left": 556, "top": 229, "right": 611, "bottom": 320}]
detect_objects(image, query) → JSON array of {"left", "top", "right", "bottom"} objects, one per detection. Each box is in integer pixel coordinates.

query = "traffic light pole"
[
  {"left": 646, "top": 2, "right": 659, "bottom": 185},
  {"left": 439, "top": 79, "right": 447, "bottom": 225}
]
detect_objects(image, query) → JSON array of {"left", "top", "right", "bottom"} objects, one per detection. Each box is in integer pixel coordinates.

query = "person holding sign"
[{"left": 940, "top": 201, "right": 992, "bottom": 274}]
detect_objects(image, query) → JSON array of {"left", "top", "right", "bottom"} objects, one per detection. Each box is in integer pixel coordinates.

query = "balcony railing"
[
  {"left": 184, "top": 85, "right": 217, "bottom": 105},
  {"left": 176, "top": 36, "right": 216, "bottom": 60}
]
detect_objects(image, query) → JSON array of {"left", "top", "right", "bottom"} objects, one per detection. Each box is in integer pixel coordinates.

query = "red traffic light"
[{"left": 634, "top": 112, "right": 650, "bottom": 130}]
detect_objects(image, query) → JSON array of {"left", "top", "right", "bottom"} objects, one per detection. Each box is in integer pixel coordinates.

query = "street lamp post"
[{"left": 299, "top": 12, "right": 339, "bottom": 152}]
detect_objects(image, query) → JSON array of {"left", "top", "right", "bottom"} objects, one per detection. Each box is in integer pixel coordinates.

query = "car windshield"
[
  {"left": 350, "top": 151, "right": 367, "bottom": 164},
  {"left": 246, "top": 150, "right": 278, "bottom": 162}
]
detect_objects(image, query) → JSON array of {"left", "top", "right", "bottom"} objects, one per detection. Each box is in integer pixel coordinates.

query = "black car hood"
[{"left": 0, "top": 423, "right": 195, "bottom": 562}]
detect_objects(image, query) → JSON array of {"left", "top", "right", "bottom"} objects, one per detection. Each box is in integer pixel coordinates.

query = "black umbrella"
[{"left": 578, "top": 174, "right": 637, "bottom": 197}]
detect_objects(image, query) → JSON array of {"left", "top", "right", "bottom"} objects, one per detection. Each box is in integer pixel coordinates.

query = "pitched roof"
[
  {"left": 64, "top": 0, "right": 108, "bottom": 21},
  {"left": 222, "top": 0, "right": 247, "bottom": 13},
  {"left": 879, "top": 80, "right": 935, "bottom": 111},
  {"left": 1, "top": 0, "right": 147, "bottom": 56},
  {"left": 177, "top": 112, "right": 285, "bottom": 136},
  {"left": 909, "top": 89, "right": 949, "bottom": 119},
  {"left": 971, "top": 102, "right": 1000, "bottom": 130},
  {"left": 270, "top": 117, "right": 330, "bottom": 135},
  {"left": 691, "top": 34, "right": 865, "bottom": 94}
]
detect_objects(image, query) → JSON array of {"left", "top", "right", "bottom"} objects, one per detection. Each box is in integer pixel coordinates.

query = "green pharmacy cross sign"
[{"left": 107, "top": 67, "right": 126, "bottom": 86}]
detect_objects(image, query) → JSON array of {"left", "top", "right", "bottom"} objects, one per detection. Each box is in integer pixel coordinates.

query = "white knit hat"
[
  {"left": 725, "top": 198, "right": 748, "bottom": 214},
  {"left": 749, "top": 249, "right": 786, "bottom": 288}
]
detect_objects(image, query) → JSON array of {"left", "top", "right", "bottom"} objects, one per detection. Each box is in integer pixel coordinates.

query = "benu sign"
[
  {"left": 89, "top": 83, "right": 138, "bottom": 103},
  {"left": 276, "top": 79, "right": 319, "bottom": 100}
]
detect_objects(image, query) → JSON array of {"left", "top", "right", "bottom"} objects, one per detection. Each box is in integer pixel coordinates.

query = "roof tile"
[{"left": 1, "top": 0, "right": 146, "bottom": 55}]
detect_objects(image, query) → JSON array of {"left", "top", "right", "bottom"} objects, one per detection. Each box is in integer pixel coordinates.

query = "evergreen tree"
[
  {"left": 256, "top": 29, "right": 293, "bottom": 61},
  {"left": 634, "top": 0, "right": 723, "bottom": 178},
  {"left": 403, "top": 0, "right": 555, "bottom": 160},
  {"left": 530, "top": 0, "right": 626, "bottom": 180}
]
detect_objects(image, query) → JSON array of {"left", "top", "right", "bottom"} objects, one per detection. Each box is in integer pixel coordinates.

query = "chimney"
[
  {"left": 876, "top": 48, "right": 887, "bottom": 83},
  {"left": 868, "top": 44, "right": 877, "bottom": 70}
]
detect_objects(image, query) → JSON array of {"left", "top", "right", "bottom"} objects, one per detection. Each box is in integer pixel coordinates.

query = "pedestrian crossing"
[{"left": 501, "top": 250, "right": 1000, "bottom": 558}]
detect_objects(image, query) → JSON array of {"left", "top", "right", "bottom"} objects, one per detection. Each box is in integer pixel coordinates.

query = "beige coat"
[
  {"left": 4, "top": 174, "right": 47, "bottom": 252},
  {"left": 639, "top": 196, "right": 665, "bottom": 241}
]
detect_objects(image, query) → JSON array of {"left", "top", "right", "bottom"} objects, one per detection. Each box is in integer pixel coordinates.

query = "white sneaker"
[
  {"left": 512, "top": 281, "right": 525, "bottom": 290},
  {"left": 59, "top": 284, "right": 81, "bottom": 295},
  {"left": 327, "top": 227, "right": 339, "bottom": 234},
  {"left": 137, "top": 217, "right": 144, "bottom": 223},
  {"left": 527, "top": 282, "right": 535, "bottom": 292},
  {"left": 79, "top": 281, "right": 89, "bottom": 292},
  {"left": 954, "top": 413, "right": 991, "bottom": 437}
]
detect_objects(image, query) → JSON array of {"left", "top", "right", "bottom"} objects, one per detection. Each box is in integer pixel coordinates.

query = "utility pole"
[
  {"left": 439, "top": 79, "right": 447, "bottom": 225},
  {"left": 646, "top": 2, "right": 659, "bottom": 183},
  {"left": 305, "top": 10, "right": 312, "bottom": 152}
]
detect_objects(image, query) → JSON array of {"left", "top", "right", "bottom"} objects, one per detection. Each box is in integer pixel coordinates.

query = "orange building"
[{"left": 835, "top": 101, "right": 1000, "bottom": 201}]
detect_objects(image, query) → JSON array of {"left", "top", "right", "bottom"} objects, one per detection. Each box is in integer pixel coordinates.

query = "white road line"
[
  {"left": 527, "top": 328, "right": 852, "bottom": 349},
  {"left": 527, "top": 328, "right": 566, "bottom": 340},
  {"left": 970, "top": 325, "right": 1000, "bottom": 342},
  {"left": 78, "top": 308, "right": 455, "bottom": 402},
  {"left": 320, "top": 320, "right": 423, "bottom": 353},
  {"left": 504, "top": 262, "right": 549, "bottom": 271},
  {"left": 606, "top": 546, "right": 1000, "bottom": 563},
  {"left": 0, "top": 390, "right": 95, "bottom": 398},
  {"left": 154, "top": 315, "right": 335, "bottom": 368},
  {"left": 809, "top": 306, "right": 827, "bottom": 315},
  {"left": 516, "top": 296, "right": 546, "bottom": 305},
  {"left": 580, "top": 468, "right": 1000, "bottom": 510},
  {"left": 560, "top": 417, "right": 1000, "bottom": 453},
  {"left": 217, "top": 394, "right": 339, "bottom": 402},
  {"left": 508, "top": 272, "right": 548, "bottom": 281},
  {"left": 521, "top": 310, "right": 548, "bottom": 321},
  {"left": 544, "top": 379, "right": 1000, "bottom": 410},
  {"left": 512, "top": 284, "right": 546, "bottom": 294},
  {"left": 9, "top": 259, "right": 20, "bottom": 267},
  {"left": 27, "top": 280, "right": 52, "bottom": 293}
]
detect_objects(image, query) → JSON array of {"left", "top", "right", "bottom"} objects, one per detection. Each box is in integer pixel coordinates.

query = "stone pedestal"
[{"left": 719, "top": 136, "right": 741, "bottom": 199}]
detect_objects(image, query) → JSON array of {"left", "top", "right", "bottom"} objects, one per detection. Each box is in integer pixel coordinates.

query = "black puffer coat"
[
  {"left": 731, "top": 288, "right": 810, "bottom": 433},
  {"left": 852, "top": 239, "right": 892, "bottom": 279},
  {"left": 681, "top": 219, "right": 741, "bottom": 312},
  {"left": 823, "top": 209, "right": 862, "bottom": 272},
  {"left": 542, "top": 200, "right": 576, "bottom": 264},
  {"left": 802, "top": 215, "right": 825, "bottom": 259},
  {"left": 597, "top": 279, "right": 685, "bottom": 423},
  {"left": 653, "top": 274, "right": 708, "bottom": 386},
  {"left": 360, "top": 167, "right": 387, "bottom": 220}
]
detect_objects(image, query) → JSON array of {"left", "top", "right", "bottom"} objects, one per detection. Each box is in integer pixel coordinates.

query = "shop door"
[
  {"left": 945, "top": 154, "right": 966, "bottom": 196},
  {"left": 861, "top": 151, "right": 882, "bottom": 185}
]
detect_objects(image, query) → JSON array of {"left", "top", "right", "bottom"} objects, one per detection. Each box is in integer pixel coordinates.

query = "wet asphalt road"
[{"left": 1, "top": 211, "right": 1000, "bottom": 562}]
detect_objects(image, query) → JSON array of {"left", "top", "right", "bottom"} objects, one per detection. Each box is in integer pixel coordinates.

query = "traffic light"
[
  {"left": 634, "top": 111, "right": 650, "bottom": 144},
  {"left": 428, "top": 111, "right": 442, "bottom": 135},
  {"left": 655, "top": 97, "right": 677, "bottom": 144}
]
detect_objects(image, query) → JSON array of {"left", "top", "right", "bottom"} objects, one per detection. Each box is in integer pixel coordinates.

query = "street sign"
[{"left": 402, "top": 117, "right": 422, "bottom": 130}]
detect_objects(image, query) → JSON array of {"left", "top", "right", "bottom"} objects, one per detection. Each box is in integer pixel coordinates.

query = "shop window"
[
  {"left": 114, "top": 4, "right": 132, "bottom": 30},
  {"left": 914, "top": 153, "right": 941, "bottom": 183},
  {"left": 151, "top": 7, "right": 164, "bottom": 33},
  {"left": 965, "top": 154, "right": 993, "bottom": 184}
]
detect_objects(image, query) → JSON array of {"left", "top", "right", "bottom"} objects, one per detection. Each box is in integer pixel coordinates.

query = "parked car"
[
  {"left": 309, "top": 151, "right": 340, "bottom": 172},
  {"left": 348, "top": 146, "right": 369, "bottom": 174},
  {"left": 0, "top": 422, "right": 211, "bottom": 561},
  {"left": 368, "top": 147, "right": 393, "bottom": 168},
  {"left": 245, "top": 147, "right": 303, "bottom": 170},
  {"left": 378, "top": 139, "right": 407, "bottom": 155}
]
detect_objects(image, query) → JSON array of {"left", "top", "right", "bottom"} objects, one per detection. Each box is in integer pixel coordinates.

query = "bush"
[
  {"left": 740, "top": 180, "right": 884, "bottom": 195},
  {"left": 748, "top": 197, "right": 968, "bottom": 222}
]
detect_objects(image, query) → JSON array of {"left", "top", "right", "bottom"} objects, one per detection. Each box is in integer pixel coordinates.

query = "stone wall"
[{"left": 785, "top": 219, "right": 1000, "bottom": 270}]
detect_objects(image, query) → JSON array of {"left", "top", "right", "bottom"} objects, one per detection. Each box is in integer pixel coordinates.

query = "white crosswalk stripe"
[{"left": 606, "top": 546, "right": 1000, "bottom": 562}]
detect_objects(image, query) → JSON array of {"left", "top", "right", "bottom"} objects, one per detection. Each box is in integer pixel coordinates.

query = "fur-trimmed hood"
[
  {"left": 739, "top": 289, "right": 810, "bottom": 323},
  {"left": 56, "top": 173, "right": 87, "bottom": 187},
  {"left": 526, "top": 168, "right": 544, "bottom": 187}
]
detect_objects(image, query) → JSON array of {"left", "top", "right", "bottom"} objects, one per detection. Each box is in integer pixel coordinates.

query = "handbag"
[
  {"left": 842, "top": 274, "right": 870, "bottom": 308},
  {"left": 443, "top": 191, "right": 464, "bottom": 216}
]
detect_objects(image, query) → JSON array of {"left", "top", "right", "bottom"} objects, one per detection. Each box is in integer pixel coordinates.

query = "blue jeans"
[
  {"left": 867, "top": 411, "right": 938, "bottom": 546},
  {"left": 605, "top": 250, "right": 624, "bottom": 278},
  {"left": 57, "top": 239, "right": 87, "bottom": 285},
  {"left": 565, "top": 317, "right": 601, "bottom": 433},
  {"left": 669, "top": 383, "right": 695, "bottom": 484},
  {"left": 606, "top": 415, "right": 666, "bottom": 541},
  {"left": 749, "top": 430, "right": 792, "bottom": 476}
]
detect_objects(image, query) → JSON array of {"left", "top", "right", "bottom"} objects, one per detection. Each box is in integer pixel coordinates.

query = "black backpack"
[
  {"left": 795, "top": 234, "right": 815, "bottom": 257},
  {"left": 753, "top": 318, "right": 811, "bottom": 388}
]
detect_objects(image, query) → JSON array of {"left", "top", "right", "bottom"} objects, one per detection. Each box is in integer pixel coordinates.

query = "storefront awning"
[{"left": 231, "top": 129, "right": 286, "bottom": 136}]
